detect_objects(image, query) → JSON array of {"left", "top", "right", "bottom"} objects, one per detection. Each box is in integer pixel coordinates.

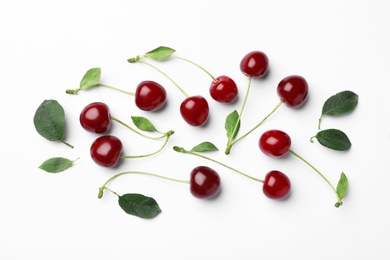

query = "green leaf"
[
  {"left": 34, "top": 100, "right": 66, "bottom": 142},
  {"left": 131, "top": 116, "right": 157, "bottom": 132},
  {"left": 225, "top": 110, "right": 240, "bottom": 140},
  {"left": 80, "top": 67, "right": 101, "bottom": 90},
  {"left": 313, "top": 128, "right": 351, "bottom": 151},
  {"left": 336, "top": 172, "right": 348, "bottom": 200},
  {"left": 118, "top": 193, "right": 161, "bottom": 219},
  {"left": 319, "top": 90, "right": 358, "bottom": 129},
  {"left": 144, "top": 46, "right": 175, "bottom": 61},
  {"left": 191, "top": 142, "right": 219, "bottom": 152},
  {"left": 38, "top": 157, "right": 78, "bottom": 173}
]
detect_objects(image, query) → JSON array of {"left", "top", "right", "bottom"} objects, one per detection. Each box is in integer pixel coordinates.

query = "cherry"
[
  {"left": 259, "top": 130, "right": 291, "bottom": 158},
  {"left": 277, "top": 75, "right": 309, "bottom": 108},
  {"left": 90, "top": 135, "right": 123, "bottom": 167},
  {"left": 209, "top": 75, "right": 238, "bottom": 103},
  {"left": 190, "top": 166, "right": 221, "bottom": 199},
  {"left": 180, "top": 95, "right": 209, "bottom": 126},
  {"left": 135, "top": 80, "right": 167, "bottom": 111},
  {"left": 80, "top": 102, "right": 111, "bottom": 134},
  {"left": 262, "top": 170, "right": 291, "bottom": 200},
  {"left": 240, "top": 51, "right": 269, "bottom": 78}
]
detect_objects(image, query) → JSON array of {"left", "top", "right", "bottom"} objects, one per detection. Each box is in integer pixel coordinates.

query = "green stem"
[
  {"left": 231, "top": 99, "right": 284, "bottom": 147},
  {"left": 121, "top": 132, "right": 173, "bottom": 159},
  {"left": 131, "top": 57, "right": 189, "bottom": 98},
  {"left": 171, "top": 55, "right": 217, "bottom": 82},
  {"left": 173, "top": 146, "right": 263, "bottom": 183},
  {"left": 288, "top": 149, "right": 342, "bottom": 206},
  {"left": 110, "top": 116, "right": 167, "bottom": 140},
  {"left": 96, "top": 83, "right": 135, "bottom": 96},
  {"left": 98, "top": 170, "right": 190, "bottom": 198},
  {"left": 225, "top": 77, "right": 253, "bottom": 155},
  {"left": 60, "top": 139, "right": 74, "bottom": 149}
]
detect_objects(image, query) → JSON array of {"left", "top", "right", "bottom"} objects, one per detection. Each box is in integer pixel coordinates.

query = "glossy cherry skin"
[
  {"left": 240, "top": 51, "right": 269, "bottom": 78},
  {"left": 259, "top": 130, "right": 291, "bottom": 158},
  {"left": 209, "top": 75, "right": 238, "bottom": 103},
  {"left": 135, "top": 80, "right": 167, "bottom": 111},
  {"left": 80, "top": 102, "right": 111, "bottom": 134},
  {"left": 180, "top": 95, "right": 209, "bottom": 126},
  {"left": 190, "top": 166, "right": 221, "bottom": 199},
  {"left": 90, "top": 135, "right": 123, "bottom": 167},
  {"left": 277, "top": 75, "right": 309, "bottom": 108},
  {"left": 263, "top": 170, "right": 291, "bottom": 200}
]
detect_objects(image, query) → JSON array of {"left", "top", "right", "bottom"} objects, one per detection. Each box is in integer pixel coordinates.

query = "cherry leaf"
[
  {"left": 319, "top": 90, "right": 358, "bottom": 129},
  {"left": 80, "top": 67, "right": 101, "bottom": 90},
  {"left": 118, "top": 193, "right": 161, "bottom": 219},
  {"left": 312, "top": 128, "right": 351, "bottom": 151},
  {"left": 131, "top": 116, "right": 157, "bottom": 132},
  {"left": 144, "top": 46, "right": 175, "bottom": 61},
  {"left": 38, "top": 157, "right": 78, "bottom": 173},
  {"left": 336, "top": 172, "right": 348, "bottom": 200},
  {"left": 225, "top": 110, "right": 240, "bottom": 140},
  {"left": 191, "top": 142, "right": 219, "bottom": 152}
]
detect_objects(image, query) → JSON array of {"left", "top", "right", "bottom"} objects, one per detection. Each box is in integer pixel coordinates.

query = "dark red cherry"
[
  {"left": 259, "top": 130, "right": 291, "bottom": 158},
  {"left": 180, "top": 95, "right": 209, "bottom": 126},
  {"left": 190, "top": 166, "right": 221, "bottom": 199},
  {"left": 80, "top": 102, "right": 111, "bottom": 134},
  {"left": 277, "top": 75, "right": 309, "bottom": 108},
  {"left": 209, "top": 75, "right": 238, "bottom": 103},
  {"left": 240, "top": 51, "right": 269, "bottom": 78},
  {"left": 90, "top": 135, "right": 123, "bottom": 167},
  {"left": 135, "top": 80, "right": 167, "bottom": 111},
  {"left": 263, "top": 170, "right": 291, "bottom": 200}
]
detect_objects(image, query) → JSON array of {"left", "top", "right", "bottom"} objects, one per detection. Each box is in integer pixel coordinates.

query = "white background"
[{"left": 1, "top": 0, "right": 390, "bottom": 259}]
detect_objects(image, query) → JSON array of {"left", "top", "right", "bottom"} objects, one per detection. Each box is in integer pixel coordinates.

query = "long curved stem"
[
  {"left": 98, "top": 170, "right": 190, "bottom": 198},
  {"left": 121, "top": 132, "right": 174, "bottom": 159},
  {"left": 288, "top": 149, "right": 342, "bottom": 206},
  {"left": 96, "top": 83, "right": 135, "bottom": 96},
  {"left": 134, "top": 58, "right": 189, "bottom": 98},
  {"left": 171, "top": 55, "right": 217, "bottom": 82},
  {"left": 110, "top": 116, "right": 167, "bottom": 140},
  {"left": 173, "top": 146, "right": 263, "bottom": 183}
]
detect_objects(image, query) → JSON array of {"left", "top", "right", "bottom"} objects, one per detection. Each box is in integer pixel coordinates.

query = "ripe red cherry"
[
  {"left": 190, "top": 166, "right": 221, "bottom": 199},
  {"left": 240, "top": 51, "right": 269, "bottom": 78},
  {"left": 180, "top": 95, "right": 209, "bottom": 126},
  {"left": 80, "top": 102, "right": 111, "bottom": 134},
  {"left": 263, "top": 170, "right": 291, "bottom": 200},
  {"left": 209, "top": 75, "right": 238, "bottom": 103},
  {"left": 90, "top": 135, "right": 123, "bottom": 167},
  {"left": 135, "top": 80, "right": 167, "bottom": 111},
  {"left": 259, "top": 130, "right": 291, "bottom": 158},
  {"left": 277, "top": 75, "right": 309, "bottom": 108}
]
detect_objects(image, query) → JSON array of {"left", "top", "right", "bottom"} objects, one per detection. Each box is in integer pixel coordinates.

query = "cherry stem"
[
  {"left": 170, "top": 55, "right": 217, "bottom": 82},
  {"left": 110, "top": 116, "right": 168, "bottom": 140},
  {"left": 98, "top": 170, "right": 190, "bottom": 199},
  {"left": 173, "top": 146, "right": 264, "bottom": 183},
  {"left": 128, "top": 56, "right": 189, "bottom": 98},
  {"left": 60, "top": 139, "right": 74, "bottom": 149},
  {"left": 225, "top": 99, "right": 284, "bottom": 155},
  {"left": 96, "top": 83, "right": 135, "bottom": 96},
  {"left": 288, "top": 149, "right": 343, "bottom": 206},
  {"left": 121, "top": 131, "right": 174, "bottom": 159}
]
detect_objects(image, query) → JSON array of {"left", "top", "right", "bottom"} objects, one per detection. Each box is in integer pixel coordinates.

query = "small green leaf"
[
  {"left": 80, "top": 68, "right": 101, "bottom": 90},
  {"left": 34, "top": 100, "right": 66, "bottom": 142},
  {"left": 319, "top": 90, "right": 358, "bottom": 129},
  {"left": 144, "top": 46, "right": 175, "bottom": 61},
  {"left": 38, "top": 157, "right": 78, "bottom": 173},
  {"left": 131, "top": 116, "right": 157, "bottom": 132},
  {"left": 191, "top": 142, "right": 219, "bottom": 152},
  {"left": 313, "top": 129, "right": 351, "bottom": 151},
  {"left": 118, "top": 193, "right": 161, "bottom": 219},
  {"left": 225, "top": 110, "right": 240, "bottom": 140},
  {"left": 336, "top": 172, "right": 348, "bottom": 200}
]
